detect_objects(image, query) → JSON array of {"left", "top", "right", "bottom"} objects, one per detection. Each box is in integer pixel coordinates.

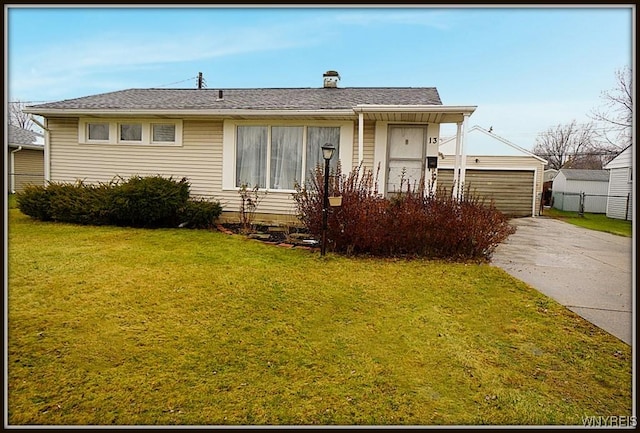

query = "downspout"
[
  {"left": 452, "top": 122, "right": 462, "bottom": 198},
  {"left": 10, "top": 146, "right": 23, "bottom": 193},
  {"left": 30, "top": 115, "right": 50, "bottom": 184},
  {"left": 459, "top": 114, "right": 469, "bottom": 199},
  {"left": 358, "top": 111, "right": 364, "bottom": 166}
]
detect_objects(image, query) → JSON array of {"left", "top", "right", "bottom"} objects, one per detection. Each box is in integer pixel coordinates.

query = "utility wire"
[{"left": 153, "top": 76, "right": 199, "bottom": 88}]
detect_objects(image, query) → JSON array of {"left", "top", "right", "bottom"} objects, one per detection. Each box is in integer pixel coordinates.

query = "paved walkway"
[{"left": 491, "top": 217, "right": 633, "bottom": 345}]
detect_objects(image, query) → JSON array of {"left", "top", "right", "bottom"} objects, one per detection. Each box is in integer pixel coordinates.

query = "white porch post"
[
  {"left": 452, "top": 122, "right": 462, "bottom": 198},
  {"left": 358, "top": 111, "right": 364, "bottom": 165},
  {"left": 459, "top": 114, "right": 469, "bottom": 199}
]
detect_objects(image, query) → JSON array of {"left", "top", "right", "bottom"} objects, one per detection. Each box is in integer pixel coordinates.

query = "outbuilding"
[
  {"left": 551, "top": 169, "right": 610, "bottom": 213},
  {"left": 438, "top": 125, "right": 547, "bottom": 217}
]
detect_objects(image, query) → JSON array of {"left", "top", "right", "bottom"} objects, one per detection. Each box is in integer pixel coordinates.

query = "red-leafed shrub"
[{"left": 292, "top": 163, "right": 516, "bottom": 261}]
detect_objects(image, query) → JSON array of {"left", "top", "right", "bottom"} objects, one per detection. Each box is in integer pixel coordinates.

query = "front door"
[{"left": 386, "top": 125, "right": 426, "bottom": 195}]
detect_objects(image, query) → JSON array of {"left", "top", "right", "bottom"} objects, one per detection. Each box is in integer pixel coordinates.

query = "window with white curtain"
[
  {"left": 236, "top": 126, "right": 268, "bottom": 188},
  {"left": 271, "top": 126, "right": 303, "bottom": 190},
  {"left": 87, "top": 123, "right": 110, "bottom": 141},
  {"left": 306, "top": 126, "right": 340, "bottom": 176},
  {"left": 79, "top": 118, "right": 182, "bottom": 145},
  {"left": 235, "top": 125, "right": 340, "bottom": 190},
  {"left": 119, "top": 123, "right": 142, "bottom": 142},
  {"left": 152, "top": 124, "right": 176, "bottom": 142}
]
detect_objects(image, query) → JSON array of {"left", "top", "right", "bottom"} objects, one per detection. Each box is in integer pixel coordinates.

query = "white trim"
[
  {"left": 44, "top": 118, "right": 50, "bottom": 183},
  {"left": 354, "top": 104, "right": 477, "bottom": 114},
  {"left": 27, "top": 105, "right": 478, "bottom": 119},
  {"left": 459, "top": 114, "right": 469, "bottom": 198},
  {"left": 453, "top": 122, "right": 462, "bottom": 198},
  {"left": 26, "top": 108, "right": 357, "bottom": 117},
  {"left": 358, "top": 111, "right": 364, "bottom": 164},
  {"left": 10, "top": 146, "right": 22, "bottom": 193},
  {"left": 78, "top": 118, "right": 183, "bottom": 146}
]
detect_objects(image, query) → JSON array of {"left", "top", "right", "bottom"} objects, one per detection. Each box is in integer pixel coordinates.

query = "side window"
[
  {"left": 87, "top": 123, "right": 110, "bottom": 141},
  {"left": 152, "top": 124, "right": 176, "bottom": 143},
  {"left": 119, "top": 123, "right": 143, "bottom": 142}
]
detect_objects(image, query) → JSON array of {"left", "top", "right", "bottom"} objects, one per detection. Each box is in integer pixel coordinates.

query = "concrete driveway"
[{"left": 491, "top": 216, "right": 633, "bottom": 345}]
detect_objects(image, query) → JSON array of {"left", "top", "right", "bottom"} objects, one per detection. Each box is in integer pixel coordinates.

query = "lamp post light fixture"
[{"left": 320, "top": 142, "right": 335, "bottom": 256}]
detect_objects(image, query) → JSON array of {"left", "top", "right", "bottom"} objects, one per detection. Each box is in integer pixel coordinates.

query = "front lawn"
[{"left": 7, "top": 209, "right": 632, "bottom": 426}]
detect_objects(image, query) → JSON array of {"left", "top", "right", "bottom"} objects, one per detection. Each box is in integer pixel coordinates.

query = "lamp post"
[{"left": 320, "top": 143, "right": 335, "bottom": 256}]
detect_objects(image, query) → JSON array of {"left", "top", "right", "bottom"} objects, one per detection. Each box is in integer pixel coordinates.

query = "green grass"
[
  {"left": 542, "top": 207, "right": 632, "bottom": 237},
  {"left": 7, "top": 209, "right": 632, "bottom": 426},
  {"left": 8, "top": 193, "right": 17, "bottom": 209}
]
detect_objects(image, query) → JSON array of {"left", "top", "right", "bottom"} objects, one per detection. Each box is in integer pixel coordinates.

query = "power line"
[{"left": 152, "top": 76, "right": 199, "bottom": 88}]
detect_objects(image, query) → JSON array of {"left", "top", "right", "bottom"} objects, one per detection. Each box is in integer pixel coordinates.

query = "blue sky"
[{"left": 5, "top": 5, "right": 634, "bottom": 148}]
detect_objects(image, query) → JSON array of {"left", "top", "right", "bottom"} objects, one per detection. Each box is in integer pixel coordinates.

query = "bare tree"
[
  {"left": 532, "top": 120, "right": 613, "bottom": 170},
  {"left": 8, "top": 100, "right": 35, "bottom": 131},
  {"left": 589, "top": 66, "right": 633, "bottom": 148}
]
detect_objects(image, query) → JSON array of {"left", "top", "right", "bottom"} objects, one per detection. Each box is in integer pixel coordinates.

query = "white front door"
[{"left": 386, "top": 126, "right": 426, "bottom": 195}]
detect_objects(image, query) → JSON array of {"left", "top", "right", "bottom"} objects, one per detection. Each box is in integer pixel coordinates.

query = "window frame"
[
  {"left": 223, "top": 119, "right": 353, "bottom": 193},
  {"left": 85, "top": 121, "right": 111, "bottom": 143},
  {"left": 79, "top": 118, "right": 183, "bottom": 146}
]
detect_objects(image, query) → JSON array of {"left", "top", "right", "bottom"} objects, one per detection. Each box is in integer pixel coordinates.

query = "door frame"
[{"left": 385, "top": 124, "right": 428, "bottom": 196}]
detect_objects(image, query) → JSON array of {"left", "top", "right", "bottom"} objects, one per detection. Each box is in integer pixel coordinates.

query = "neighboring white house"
[
  {"left": 604, "top": 145, "right": 633, "bottom": 220},
  {"left": 438, "top": 125, "right": 547, "bottom": 217},
  {"left": 7, "top": 124, "right": 45, "bottom": 193},
  {"left": 24, "top": 71, "right": 478, "bottom": 224},
  {"left": 551, "top": 169, "right": 610, "bottom": 213}
]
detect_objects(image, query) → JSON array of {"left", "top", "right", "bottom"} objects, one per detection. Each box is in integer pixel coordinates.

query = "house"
[
  {"left": 438, "top": 125, "right": 547, "bottom": 217},
  {"left": 23, "top": 71, "right": 478, "bottom": 224},
  {"left": 551, "top": 168, "right": 610, "bottom": 213},
  {"left": 604, "top": 145, "right": 633, "bottom": 220},
  {"left": 7, "top": 124, "right": 45, "bottom": 193}
]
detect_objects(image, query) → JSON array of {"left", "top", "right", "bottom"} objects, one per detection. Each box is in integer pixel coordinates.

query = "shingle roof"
[
  {"left": 560, "top": 168, "right": 609, "bottom": 182},
  {"left": 26, "top": 87, "right": 443, "bottom": 111},
  {"left": 8, "top": 124, "right": 43, "bottom": 146}
]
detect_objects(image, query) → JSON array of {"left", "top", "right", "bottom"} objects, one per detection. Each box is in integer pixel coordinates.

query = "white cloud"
[{"left": 9, "top": 22, "right": 319, "bottom": 100}]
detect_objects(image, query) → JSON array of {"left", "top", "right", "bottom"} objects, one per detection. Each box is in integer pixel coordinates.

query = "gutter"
[
  {"left": 353, "top": 104, "right": 477, "bottom": 114},
  {"left": 23, "top": 105, "right": 479, "bottom": 117},
  {"left": 22, "top": 108, "right": 358, "bottom": 118},
  {"left": 10, "top": 146, "right": 23, "bottom": 194}
]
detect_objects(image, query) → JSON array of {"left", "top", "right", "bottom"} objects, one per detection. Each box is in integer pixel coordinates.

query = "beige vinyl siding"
[
  {"left": 48, "top": 117, "right": 309, "bottom": 224},
  {"left": 49, "top": 118, "right": 219, "bottom": 196},
  {"left": 11, "top": 149, "right": 44, "bottom": 192},
  {"left": 606, "top": 168, "right": 632, "bottom": 220},
  {"left": 351, "top": 120, "right": 376, "bottom": 171}
]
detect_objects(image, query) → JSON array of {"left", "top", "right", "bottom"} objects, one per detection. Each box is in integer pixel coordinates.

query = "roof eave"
[
  {"left": 22, "top": 108, "right": 359, "bottom": 117},
  {"left": 353, "top": 104, "right": 477, "bottom": 115}
]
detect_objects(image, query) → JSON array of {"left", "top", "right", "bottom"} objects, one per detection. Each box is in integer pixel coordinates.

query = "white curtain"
[
  {"left": 236, "top": 126, "right": 267, "bottom": 188},
  {"left": 306, "top": 127, "right": 340, "bottom": 178},
  {"left": 270, "top": 126, "right": 303, "bottom": 190}
]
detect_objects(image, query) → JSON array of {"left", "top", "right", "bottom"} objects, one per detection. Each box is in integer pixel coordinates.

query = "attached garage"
[
  {"left": 437, "top": 168, "right": 536, "bottom": 217},
  {"left": 438, "top": 125, "right": 547, "bottom": 217}
]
